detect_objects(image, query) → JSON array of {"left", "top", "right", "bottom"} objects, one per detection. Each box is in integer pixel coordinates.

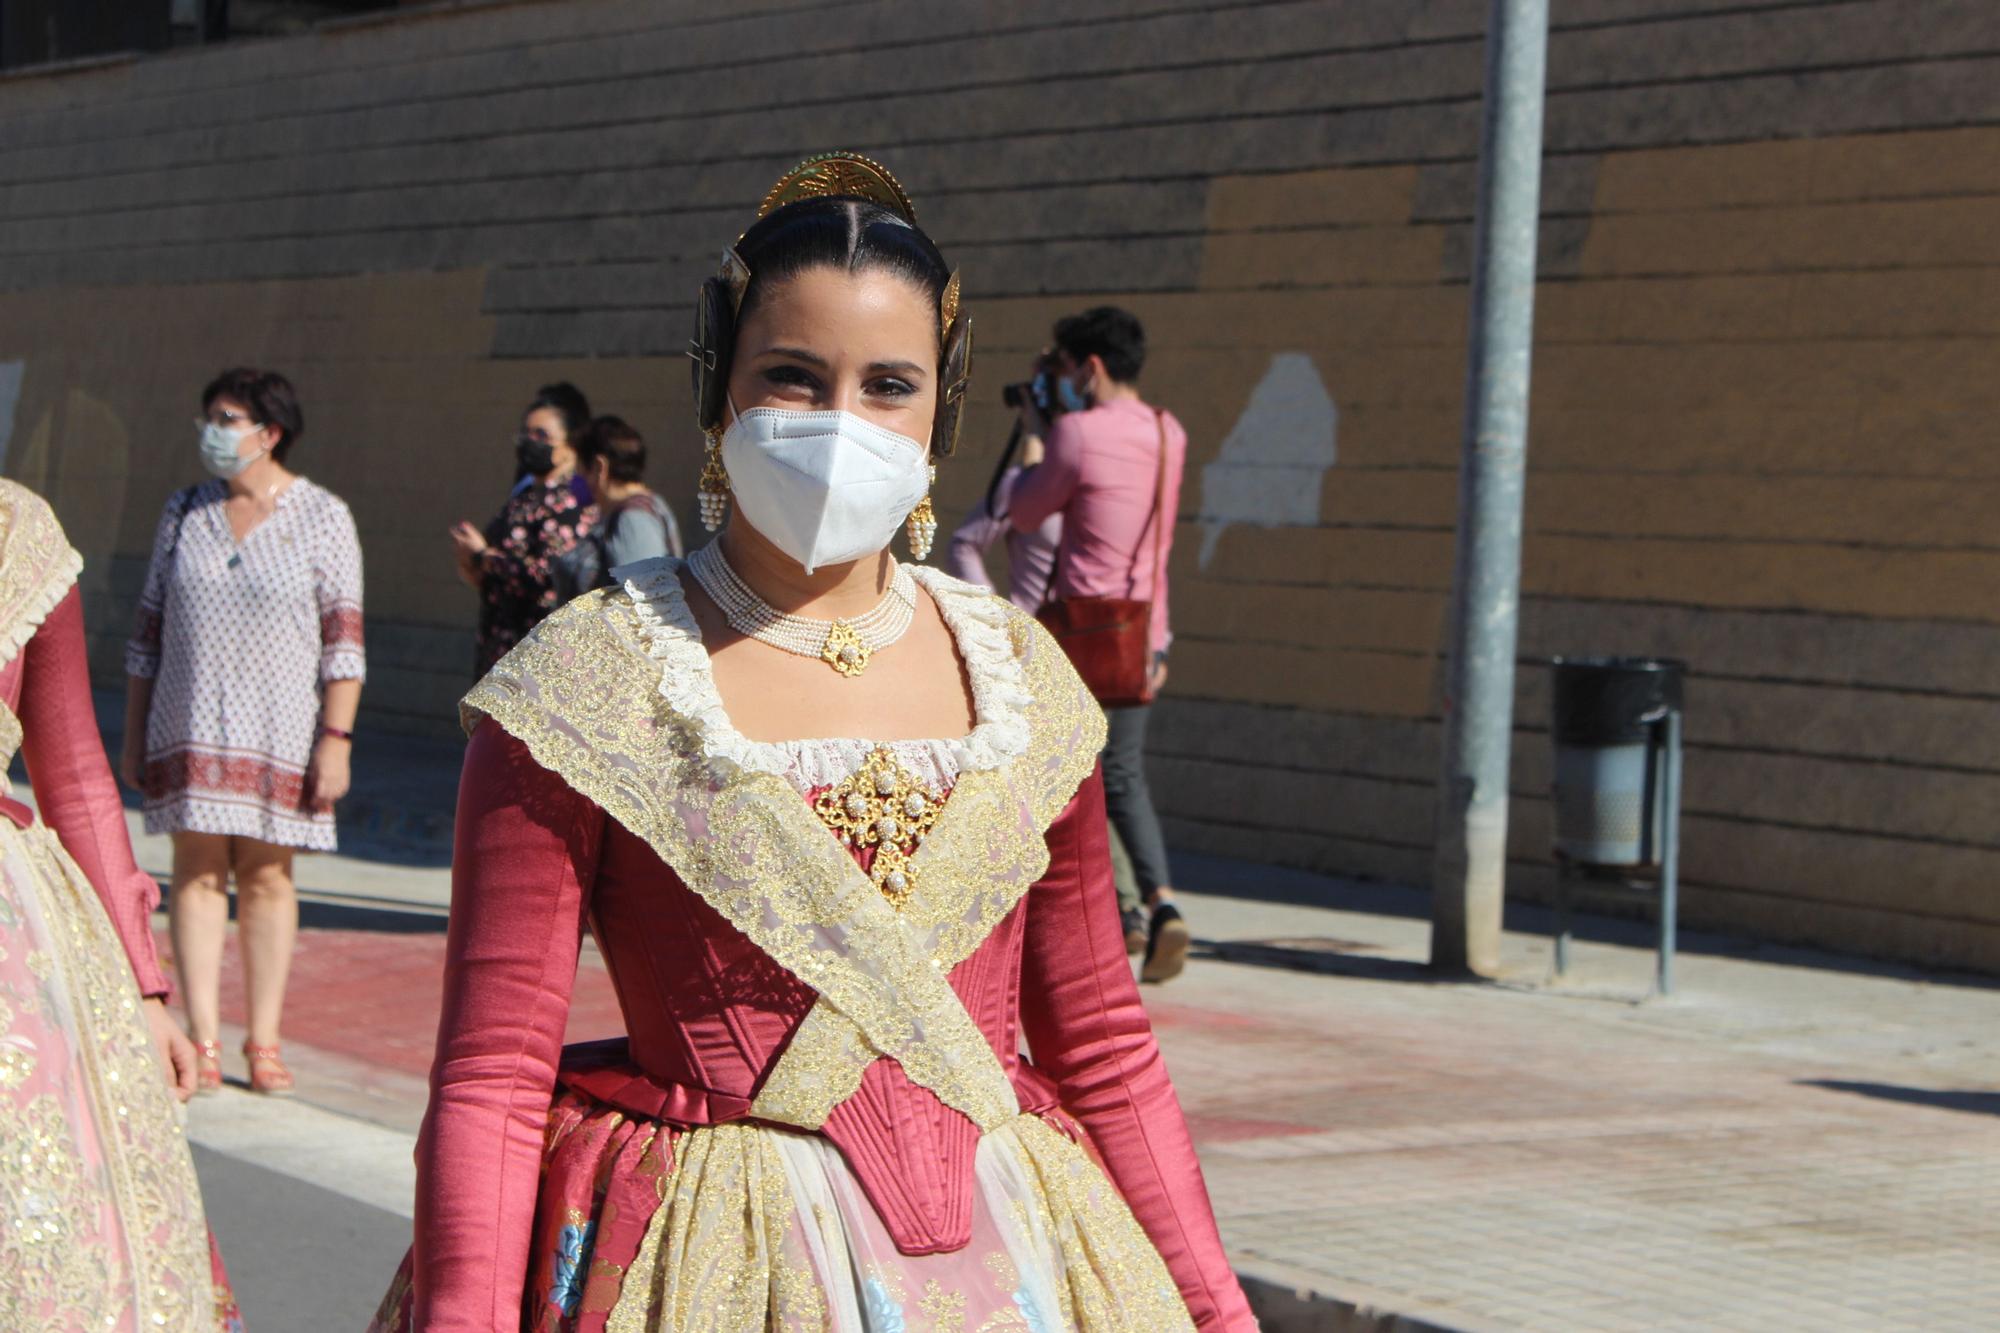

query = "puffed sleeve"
[
  {"left": 412, "top": 720, "right": 604, "bottom": 1330},
  {"left": 20, "top": 588, "right": 173, "bottom": 998},
  {"left": 1019, "top": 766, "right": 1256, "bottom": 1330},
  {"left": 124, "top": 489, "right": 189, "bottom": 680},
  {"left": 313, "top": 493, "right": 366, "bottom": 683}
]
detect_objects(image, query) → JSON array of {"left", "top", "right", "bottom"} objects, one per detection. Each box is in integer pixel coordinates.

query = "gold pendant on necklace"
[{"left": 821, "top": 621, "right": 872, "bottom": 676}]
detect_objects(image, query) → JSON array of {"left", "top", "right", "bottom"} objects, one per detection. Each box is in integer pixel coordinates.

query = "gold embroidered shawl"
[{"left": 463, "top": 561, "right": 1106, "bottom": 1133}]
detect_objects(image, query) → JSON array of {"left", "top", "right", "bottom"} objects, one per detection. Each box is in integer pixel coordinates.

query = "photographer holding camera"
[
  {"left": 950, "top": 356, "right": 1153, "bottom": 958},
  {"left": 946, "top": 356, "right": 1065, "bottom": 610},
  {"left": 1009, "top": 307, "right": 1193, "bottom": 984}
]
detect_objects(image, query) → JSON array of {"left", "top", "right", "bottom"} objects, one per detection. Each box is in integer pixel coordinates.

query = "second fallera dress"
[{"left": 0, "top": 480, "right": 240, "bottom": 1331}]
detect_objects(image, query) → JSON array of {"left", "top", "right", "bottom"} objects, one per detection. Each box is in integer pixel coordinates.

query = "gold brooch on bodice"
[{"left": 813, "top": 747, "right": 942, "bottom": 908}]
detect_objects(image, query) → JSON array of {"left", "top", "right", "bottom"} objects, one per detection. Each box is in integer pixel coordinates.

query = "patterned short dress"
[{"left": 126, "top": 477, "right": 365, "bottom": 851}]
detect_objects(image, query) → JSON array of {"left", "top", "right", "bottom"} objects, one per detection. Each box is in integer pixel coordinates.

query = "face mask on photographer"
[
  {"left": 721, "top": 399, "right": 930, "bottom": 575},
  {"left": 1057, "top": 364, "right": 1094, "bottom": 414}
]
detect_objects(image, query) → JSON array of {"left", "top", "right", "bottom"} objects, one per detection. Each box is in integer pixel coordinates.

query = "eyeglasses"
[{"left": 198, "top": 410, "right": 257, "bottom": 429}]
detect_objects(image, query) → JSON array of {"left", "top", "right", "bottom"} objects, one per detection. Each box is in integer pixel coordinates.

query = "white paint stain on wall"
[
  {"left": 0, "top": 361, "right": 23, "bottom": 473},
  {"left": 1196, "top": 352, "right": 1337, "bottom": 568}
]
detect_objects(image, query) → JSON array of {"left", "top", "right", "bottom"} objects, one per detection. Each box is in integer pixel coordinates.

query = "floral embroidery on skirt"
[{"left": 0, "top": 822, "right": 234, "bottom": 1330}]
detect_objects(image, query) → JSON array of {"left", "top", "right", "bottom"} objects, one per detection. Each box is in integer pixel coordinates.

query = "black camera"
[{"left": 1002, "top": 359, "right": 1062, "bottom": 416}]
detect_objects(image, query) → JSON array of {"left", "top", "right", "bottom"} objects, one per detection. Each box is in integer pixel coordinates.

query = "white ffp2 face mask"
[{"left": 720, "top": 406, "right": 929, "bottom": 574}]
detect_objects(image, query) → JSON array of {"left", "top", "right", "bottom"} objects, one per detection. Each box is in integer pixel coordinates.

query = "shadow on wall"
[{"left": 0, "top": 360, "right": 140, "bottom": 614}]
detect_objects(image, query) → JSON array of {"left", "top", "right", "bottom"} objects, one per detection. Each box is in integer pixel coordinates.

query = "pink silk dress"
[
  {"left": 0, "top": 481, "right": 240, "bottom": 1331},
  {"left": 371, "top": 560, "right": 1256, "bottom": 1332}
]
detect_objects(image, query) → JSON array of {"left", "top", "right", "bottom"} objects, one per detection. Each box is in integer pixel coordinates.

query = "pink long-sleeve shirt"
[{"left": 1008, "top": 398, "right": 1185, "bottom": 658}]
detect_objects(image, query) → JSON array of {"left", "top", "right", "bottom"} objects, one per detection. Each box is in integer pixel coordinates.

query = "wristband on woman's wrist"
[{"left": 318, "top": 725, "right": 354, "bottom": 742}]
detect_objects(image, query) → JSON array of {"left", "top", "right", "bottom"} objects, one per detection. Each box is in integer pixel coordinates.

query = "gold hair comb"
[{"left": 755, "top": 152, "right": 917, "bottom": 225}]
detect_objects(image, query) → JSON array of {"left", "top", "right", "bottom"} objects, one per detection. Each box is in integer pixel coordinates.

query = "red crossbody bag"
[{"left": 1036, "top": 410, "right": 1168, "bottom": 708}]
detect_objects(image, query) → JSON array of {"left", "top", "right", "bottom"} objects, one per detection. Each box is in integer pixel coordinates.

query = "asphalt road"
[{"left": 194, "top": 1144, "right": 411, "bottom": 1332}]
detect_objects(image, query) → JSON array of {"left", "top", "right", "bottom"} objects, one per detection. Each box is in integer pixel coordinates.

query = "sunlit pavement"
[{"left": 163, "top": 839, "right": 2000, "bottom": 1331}]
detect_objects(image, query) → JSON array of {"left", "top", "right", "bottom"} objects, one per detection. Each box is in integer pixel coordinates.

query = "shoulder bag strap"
[
  {"left": 167, "top": 485, "right": 196, "bottom": 567},
  {"left": 1129, "top": 410, "right": 1169, "bottom": 599},
  {"left": 1136, "top": 411, "right": 1170, "bottom": 669}
]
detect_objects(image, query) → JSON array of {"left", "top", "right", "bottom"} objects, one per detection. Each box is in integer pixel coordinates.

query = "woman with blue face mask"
[
  {"left": 374, "top": 155, "right": 1255, "bottom": 1332},
  {"left": 121, "top": 366, "right": 365, "bottom": 1099}
]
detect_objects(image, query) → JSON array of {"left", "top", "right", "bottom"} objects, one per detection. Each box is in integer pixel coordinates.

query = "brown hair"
[
  {"left": 202, "top": 367, "right": 304, "bottom": 464},
  {"left": 575, "top": 415, "right": 647, "bottom": 485}
]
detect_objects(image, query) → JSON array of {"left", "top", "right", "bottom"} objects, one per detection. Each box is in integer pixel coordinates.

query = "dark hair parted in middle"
[
  {"left": 1054, "top": 306, "right": 1147, "bottom": 384},
  {"left": 575, "top": 415, "right": 648, "bottom": 484},
  {"left": 525, "top": 381, "right": 592, "bottom": 443},
  {"left": 691, "top": 189, "right": 971, "bottom": 453},
  {"left": 203, "top": 367, "right": 305, "bottom": 464},
  {"left": 733, "top": 196, "right": 953, "bottom": 330}
]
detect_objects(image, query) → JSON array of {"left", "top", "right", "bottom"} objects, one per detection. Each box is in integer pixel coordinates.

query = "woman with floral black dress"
[{"left": 451, "top": 383, "right": 597, "bottom": 675}]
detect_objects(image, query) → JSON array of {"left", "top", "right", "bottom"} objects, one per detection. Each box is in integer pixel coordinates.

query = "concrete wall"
[{"left": 0, "top": 0, "right": 1995, "bottom": 968}]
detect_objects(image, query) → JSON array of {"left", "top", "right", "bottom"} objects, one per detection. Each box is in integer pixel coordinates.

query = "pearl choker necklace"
[{"left": 688, "top": 542, "right": 917, "bottom": 677}]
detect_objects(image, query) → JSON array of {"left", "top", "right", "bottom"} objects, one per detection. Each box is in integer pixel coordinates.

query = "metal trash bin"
[{"left": 1547, "top": 657, "right": 1686, "bottom": 994}]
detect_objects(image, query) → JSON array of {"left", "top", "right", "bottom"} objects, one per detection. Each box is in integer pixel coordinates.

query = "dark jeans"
[{"left": 1100, "top": 704, "right": 1172, "bottom": 904}]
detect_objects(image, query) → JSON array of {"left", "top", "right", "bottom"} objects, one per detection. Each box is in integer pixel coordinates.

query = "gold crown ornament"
[{"left": 688, "top": 152, "right": 973, "bottom": 457}]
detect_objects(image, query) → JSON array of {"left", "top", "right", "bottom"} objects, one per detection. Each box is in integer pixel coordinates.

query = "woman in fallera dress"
[
  {"left": 372, "top": 154, "right": 1256, "bottom": 1331},
  {"left": 0, "top": 479, "right": 241, "bottom": 1330}
]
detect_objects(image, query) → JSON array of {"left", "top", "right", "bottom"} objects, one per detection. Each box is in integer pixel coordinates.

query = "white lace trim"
[
  {"left": 623, "top": 559, "right": 1033, "bottom": 792},
  {"left": 770, "top": 736, "right": 962, "bottom": 793},
  {"left": 0, "top": 544, "right": 80, "bottom": 675}
]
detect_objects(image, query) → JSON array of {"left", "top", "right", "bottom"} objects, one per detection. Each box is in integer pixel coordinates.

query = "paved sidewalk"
[
  {"left": 1156, "top": 865, "right": 2000, "bottom": 1330},
  {"left": 170, "top": 860, "right": 2000, "bottom": 1331},
  {"left": 119, "top": 717, "right": 2000, "bottom": 1330}
]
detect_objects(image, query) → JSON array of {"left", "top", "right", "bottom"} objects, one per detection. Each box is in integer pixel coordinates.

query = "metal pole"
[
  {"left": 1431, "top": 0, "right": 1550, "bottom": 976},
  {"left": 1656, "top": 709, "right": 1683, "bottom": 997},
  {"left": 1553, "top": 859, "right": 1572, "bottom": 978}
]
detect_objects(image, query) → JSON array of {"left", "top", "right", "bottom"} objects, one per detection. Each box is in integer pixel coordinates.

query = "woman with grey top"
[{"left": 556, "top": 415, "right": 685, "bottom": 600}]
